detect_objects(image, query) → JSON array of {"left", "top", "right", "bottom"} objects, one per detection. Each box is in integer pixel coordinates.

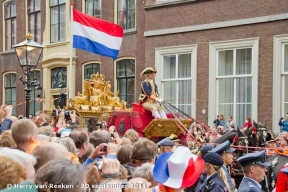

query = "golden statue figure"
[{"left": 69, "top": 73, "right": 127, "bottom": 112}]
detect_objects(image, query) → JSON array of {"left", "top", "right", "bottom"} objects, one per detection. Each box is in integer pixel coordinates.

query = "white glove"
[{"left": 155, "top": 97, "right": 163, "bottom": 103}]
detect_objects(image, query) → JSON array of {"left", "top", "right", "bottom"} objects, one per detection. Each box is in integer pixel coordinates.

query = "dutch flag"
[{"left": 72, "top": 9, "right": 123, "bottom": 60}]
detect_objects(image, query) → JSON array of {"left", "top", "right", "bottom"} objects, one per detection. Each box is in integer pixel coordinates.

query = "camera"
[
  {"left": 95, "top": 123, "right": 103, "bottom": 129},
  {"left": 52, "top": 110, "right": 71, "bottom": 120}
]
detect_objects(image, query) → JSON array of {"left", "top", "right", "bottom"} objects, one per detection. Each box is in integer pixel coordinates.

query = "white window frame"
[
  {"left": 114, "top": 0, "right": 136, "bottom": 33},
  {"left": 83, "top": 0, "right": 102, "bottom": 19},
  {"left": 155, "top": 44, "right": 197, "bottom": 118},
  {"left": 273, "top": 34, "right": 288, "bottom": 133},
  {"left": 209, "top": 38, "right": 259, "bottom": 127}
]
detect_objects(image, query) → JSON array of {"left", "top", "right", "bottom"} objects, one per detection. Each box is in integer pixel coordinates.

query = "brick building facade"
[{"left": 1, "top": 0, "right": 288, "bottom": 132}]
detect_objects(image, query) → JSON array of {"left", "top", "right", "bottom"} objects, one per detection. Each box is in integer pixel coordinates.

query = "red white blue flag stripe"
[{"left": 72, "top": 9, "right": 123, "bottom": 59}]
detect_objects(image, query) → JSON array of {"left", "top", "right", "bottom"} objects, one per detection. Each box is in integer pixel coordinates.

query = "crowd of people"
[
  {"left": 1, "top": 67, "right": 288, "bottom": 192},
  {"left": 1, "top": 104, "right": 288, "bottom": 192}
]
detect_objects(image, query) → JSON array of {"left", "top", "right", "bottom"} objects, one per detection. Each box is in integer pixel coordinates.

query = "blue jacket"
[
  {"left": 0, "top": 118, "right": 12, "bottom": 134},
  {"left": 238, "top": 176, "right": 262, "bottom": 192},
  {"left": 196, "top": 173, "right": 228, "bottom": 192},
  {"left": 279, "top": 120, "right": 288, "bottom": 132},
  {"left": 139, "top": 79, "right": 160, "bottom": 101},
  {"left": 213, "top": 119, "right": 226, "bottom": 128}
]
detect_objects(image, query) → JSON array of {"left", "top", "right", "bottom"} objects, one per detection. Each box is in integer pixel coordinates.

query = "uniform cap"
[
  {"left": 202, "top": 152, "right": 223, "bottom": 167},
  {"left": 157, "top": 137, "right": 174, "bottom": 147},
  {"left": 237, "top": 150, "right": 271, "bottom": 167},
  {"left": 211, "top": 141, "right": 235, "bottom": 155},
  {"left": 200, "top": 145, "right": 214, "bottom": 153}
]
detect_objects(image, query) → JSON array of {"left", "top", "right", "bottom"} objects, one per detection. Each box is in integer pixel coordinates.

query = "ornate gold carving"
[
  {"left": 143, "top": 119, "right": 194, "bottom": 138},
  {"left": 67, "top": 73, "right": 128, "bottom": 113}
]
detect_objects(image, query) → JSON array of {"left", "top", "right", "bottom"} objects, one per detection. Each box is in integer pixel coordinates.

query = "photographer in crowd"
[
  {"left": 213, "top": 114, "right": 226, "bottom": 128},
  {"left": 279, "top": 113, "right": 288, "bottom": 133}
]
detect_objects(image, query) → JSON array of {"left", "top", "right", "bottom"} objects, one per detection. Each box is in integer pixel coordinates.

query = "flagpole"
[{"left": 69, "top": 3, "right": 74, "bottom": 99}]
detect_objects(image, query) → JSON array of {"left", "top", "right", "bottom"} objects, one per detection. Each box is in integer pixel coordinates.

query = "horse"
[
  {"left": 252, "top": 120, "right": 275, "bottom": 147},
  {"left": 214, "top": 130, "right": 237, "bottom": 144}
]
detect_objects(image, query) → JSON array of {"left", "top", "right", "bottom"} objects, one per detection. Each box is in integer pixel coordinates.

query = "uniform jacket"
[
  {"left": 196, "top": 173, "right": 228, "bottom": 192},
  {"left": 238, "top": 176, "right": 262, "bottom": 192},
  {"left": 140, "top": 79, "right": 160, "bottom": 101},
  {"left": 278, "top": 120, "right": 288, "bottom": 132},
  {"left": 195, "top": 173, "right": 207, "bottom": 192}
]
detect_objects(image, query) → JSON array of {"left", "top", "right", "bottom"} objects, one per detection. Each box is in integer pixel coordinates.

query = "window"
[
  {"left": 155, "top": 45, "right": 197, "bottom": 117},
  {"left": 85, "top": 0, "right": 101, "bottom": 18},
  {"left": 28, "top": 0, "right": 41, "bottom": 44},
  {"left": 50, "top": 0, "right": 66, "bottom": 43},
  {"left": 4, "top": 0, "right": 16, "bottom": 50},
  {"left": 116, "top": 59, "right": 135, "bottom": 107},
  {"left": 282, "top": 44, "right": 288, "bottom": 115},
  {"left": 84, "top": 63, "right": 100, "bottom": 80},
  {"left": 51, "top": 67, "right": 67, "bottom": 89},
  {"left": 217, "top": 48, "right": 252, "bottom": 126},
  {"left": 29, "top": 71, "right": 41, "bottom": 115},
  {"left": 209, "top": 38, "right": 259, "bottom": 127},
  {"left": 4, "top": 73, "right": 16, "bottom": 115},
  {"left": 117, "top": 0, "right": 135, "bottom": 30},
  {"left": 273, "top": 35, "right": 288, "bottom": 133},
  {"left": 161, "top": 54, "right": 193, "bottom": 115}
]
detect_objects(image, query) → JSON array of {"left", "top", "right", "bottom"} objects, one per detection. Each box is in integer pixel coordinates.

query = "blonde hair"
[
  {"left": 124, "top": 129, "right": 139, "bottom": 144},
  {"left": 121, "top": 137, "right": 132, "bottom": 145},
  {"left": 0, "top": 156, "right": 27, "bottom": 189},
  {"left": 209, "top": 164, "right": 230, "bottom": 192},
  {"left": 219, "top": 113, "right": 225, "bottom": 120},
  {"left": 159, "top": 146, "right": 172, "bottom": 154},
  {"left": 0, "top": 131, "right": 17, "bottom": 148}
]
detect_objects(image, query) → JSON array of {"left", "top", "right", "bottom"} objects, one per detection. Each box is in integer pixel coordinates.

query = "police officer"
[
  {"left": 194, "top": 145, "right": 214, "bottom": 192},
  {"left": 237, "top": 150, "right": 271, "bottom": 192},
  {"left": 139, "top": 67, "right": 167, "bottom": 119},
  {"left": 197, "top": 152, "right": 229, "bottom": 192},
  {"left": 157, "top": 137, "right": 174, "bottom": 154},
  {"left": 211, "top": 141, "right": 236, "bottom": 192}
]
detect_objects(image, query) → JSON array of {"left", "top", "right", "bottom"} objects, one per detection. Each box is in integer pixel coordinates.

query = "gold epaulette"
[{"left": 139, "top": 94, "right": 146, "bottom": 101}]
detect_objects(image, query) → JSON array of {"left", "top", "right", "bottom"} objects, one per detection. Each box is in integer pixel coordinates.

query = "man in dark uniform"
[
  {"left": 139, "top": 67, "right": 167, "bottom": 119},
  {"left": 211, "top": 141, "right": 236, "bottom": 192},
  {"left": 237, "top": 150, "right": 271, "bottom": 192}
]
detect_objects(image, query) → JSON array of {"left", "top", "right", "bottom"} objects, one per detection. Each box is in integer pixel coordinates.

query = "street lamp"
[{"left": 13, "top": 33, "right": 44, "bottom": 118}]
